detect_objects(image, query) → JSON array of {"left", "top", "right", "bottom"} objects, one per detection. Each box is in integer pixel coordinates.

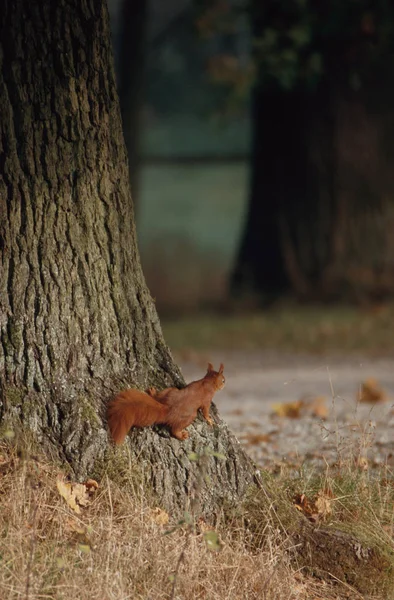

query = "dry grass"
[{"left": 0, "top": 440, "right": 378, "bottom": 600}]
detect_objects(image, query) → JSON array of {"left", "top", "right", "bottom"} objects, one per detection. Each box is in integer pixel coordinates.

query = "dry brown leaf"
[
  {"left": 294, "top": 490, "right": 332, "bottom": 522},
  {"left": 57, "top": 478, "right": 81, "bottom": 514},
  {"left": 314, "top": 491, "right": 332, "bottom": 519},
  {"left": 294, "top": 493, "right": 314, "bottom": 517},
  {"left": 355, "top": 456, "right": 369, "bottom": 471},
  {"left": 150, "top": 507, "right": 169, "bottom": 526},
  {"left": 308, "top": 396, "right": 328, "bottom": 419},
  {"left": 73, "top": 483, "right": 90, "bottom": 507},
  {"left": 85, "top": 479, "right": 99, "bottom": 492},
  {"left": 272, "top": 400, "right": 304, "bottom": 418},
  {"left": 244, "top": 433, "right": 272, "bottom": 445},
  {"left": 56, "top": 477, "right": 92, "bottom": 514},
  {"left": 358, "top": 378, "right": 387, "bottom": 404}
]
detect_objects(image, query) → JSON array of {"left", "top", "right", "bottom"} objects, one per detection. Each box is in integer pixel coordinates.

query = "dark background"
[{"left": 108, "top": 0, "right": 394, "bottom": 319}]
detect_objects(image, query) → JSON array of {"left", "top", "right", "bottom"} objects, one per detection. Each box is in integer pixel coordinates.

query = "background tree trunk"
[
  {"left": 232, "top": 79, "right": 394, "bottom": 303},
  {"left": 0, "top": 0, "right": 256, "bottom": 516},
  {"left": 232, "top": 0, "right": 394, "bottom": 303},
  {"left": 231, "top": 81, "right": 338, "bottom": 302}
]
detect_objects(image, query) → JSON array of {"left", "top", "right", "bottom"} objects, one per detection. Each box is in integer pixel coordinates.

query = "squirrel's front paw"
[
  {"left": 146, "top": 387, "right": 157, "bottom": 396},
  {"left": 206, "top": 416, "right": 214, "bottom": 427},
  {"left": 172, "top": 429, "right": 189, "bottom": 441}
]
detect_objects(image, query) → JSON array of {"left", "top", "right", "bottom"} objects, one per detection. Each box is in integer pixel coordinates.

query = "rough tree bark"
[
  {"left": 116, "top": 0, "right": 147, "bottom": 208},
  {"left": 0, "top": 0, "right": 256, "bottom": 516}
]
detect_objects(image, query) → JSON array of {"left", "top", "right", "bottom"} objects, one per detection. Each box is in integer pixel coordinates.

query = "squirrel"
[{"left": 107, "top": 363, "right": 225, "bottom": 444}]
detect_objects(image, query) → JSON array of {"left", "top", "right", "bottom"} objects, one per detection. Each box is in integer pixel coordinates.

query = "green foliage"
[
  {"left": 197, "top": 0, "right": 394, "bottom": 93},
  {"left": 203, "top": 530, "right": 223, "bottom": 551},
  {"left": 253, "top": 0, "right": 394, "bottom": 90}
]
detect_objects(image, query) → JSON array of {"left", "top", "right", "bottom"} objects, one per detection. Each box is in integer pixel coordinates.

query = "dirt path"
[{"left": 177, "top": 353, "right": 394, "bottom": 470}]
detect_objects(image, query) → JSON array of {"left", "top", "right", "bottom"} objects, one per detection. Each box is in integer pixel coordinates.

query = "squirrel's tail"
[{"left": 107, "top": 389, "right": 168, "bottom": 444}]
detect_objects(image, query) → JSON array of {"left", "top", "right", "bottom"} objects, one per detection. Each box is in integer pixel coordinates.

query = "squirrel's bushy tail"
[{"left": 107, "top": 389, "right": 168, "bottom": 444}]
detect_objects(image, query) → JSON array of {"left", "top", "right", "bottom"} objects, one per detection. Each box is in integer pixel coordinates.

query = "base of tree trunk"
[{"left": 0, "top": 379, "right": 258, "bottom": 518}]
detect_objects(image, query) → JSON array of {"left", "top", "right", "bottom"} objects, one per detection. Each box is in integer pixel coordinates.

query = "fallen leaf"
[
  {"left": 57, "top": 478, "right": 81, "bottom": 514},
  {"left": 314, "top": 491, "right": 332, "bottom": 519},
  {"left": 244, "top": 433, "right": 272, "bottom": 446},
  {"left": 150, "top": 507, "right": 169, "bottom": 526},
  {"left": 308, "top": 396, "right": 328, "bottom": 419},
  {"left": 85, "top": 479, "right": 99, "bottom": 492},
  {"left": 73, "top": 483, "right": 90, "bottom": 507},
  {"left": 358, "top": 378, "right": 387, "bottom": 403},
  {"left": 56, "top": 557, "right": 66, "bottom": 570},
  {"left": 56, "top": 476, "right": 92, "bottom": 514},
  {"left": 355, "top": 456, "right": 369, "bottom": 471},
  {"left": 272, "top": 400, "right": 304, "bottom": 418},
  {"left": 294, "top": 490, "right": 332, "bottom": 522}
]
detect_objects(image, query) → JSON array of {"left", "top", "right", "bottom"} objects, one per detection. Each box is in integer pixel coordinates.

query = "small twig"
[{"left": 25, "top": 503, "right": 38, "bottom": 600}]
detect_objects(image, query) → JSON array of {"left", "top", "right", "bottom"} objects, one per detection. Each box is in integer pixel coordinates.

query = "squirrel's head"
[{"left": 206, "top": 362, "right": 225, "bottom": 390}]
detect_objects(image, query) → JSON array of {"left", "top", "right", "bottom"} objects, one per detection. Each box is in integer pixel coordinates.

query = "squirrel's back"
[
  {"left": 107, "top": 389, "right": 168, "bottom": 445},
  {"left": 107, "top": 363, "right": 225, "bottom": 444}
]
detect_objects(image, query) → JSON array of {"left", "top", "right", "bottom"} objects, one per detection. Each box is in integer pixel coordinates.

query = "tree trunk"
[
  {"left": 0, "top": 0, "right": 256, "bottom": 517},
  {"left": 116, "top": 0, "right": 147, "bottom": 209},
  {"left": 231, "top": 0, "right": 394, "bottom": 302},
  {"left": 231, "top": 86, "right": 291, "bottom": 301},
  {"left": 231, "top": 80, "right": 337, "bottom": 302},
  {"left": 232, "top": 75, "right": 394, "bottom": 303}
]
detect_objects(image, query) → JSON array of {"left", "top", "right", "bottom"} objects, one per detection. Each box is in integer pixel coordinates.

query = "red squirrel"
[{"left": 107, "top": 363, "right": 225, "bottom": 444}]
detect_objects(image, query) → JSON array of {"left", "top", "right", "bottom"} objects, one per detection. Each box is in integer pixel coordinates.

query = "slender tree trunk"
[{"left": 0, "top": 0, "right": 256, "bottom": 516}]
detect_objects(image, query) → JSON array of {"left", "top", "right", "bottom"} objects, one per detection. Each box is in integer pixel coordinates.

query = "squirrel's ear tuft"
[
  {"left": 219, "top": 363, "right": 224, "bottom": 373},
  {"left": 207, "top": 362, "right": 214, "bottom": 373}
]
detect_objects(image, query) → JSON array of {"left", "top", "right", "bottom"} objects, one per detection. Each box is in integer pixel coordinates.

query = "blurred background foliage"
[{"left": 108, "top": 0, "right": 394, "bottom": 352}]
